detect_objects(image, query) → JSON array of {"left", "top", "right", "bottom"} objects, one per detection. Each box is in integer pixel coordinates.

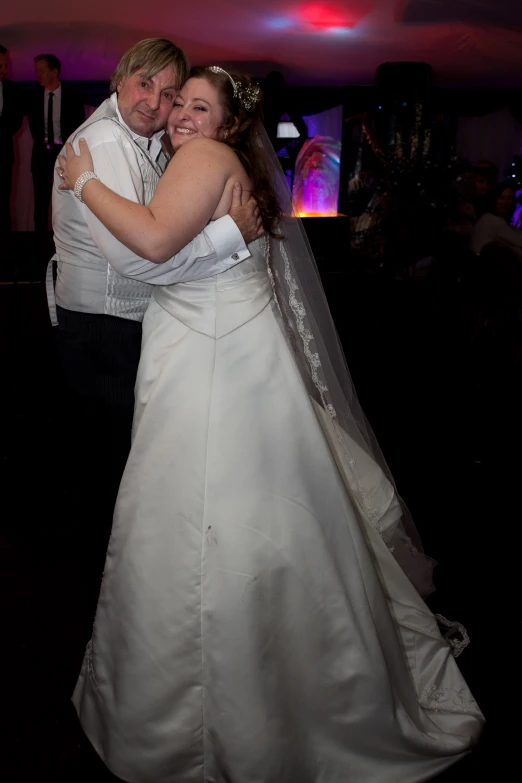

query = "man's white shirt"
[{"left": 51, "top": 93, "right": 249, "bottom": 321}]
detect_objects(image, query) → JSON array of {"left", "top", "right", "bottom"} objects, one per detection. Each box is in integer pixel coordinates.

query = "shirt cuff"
[{"left": 204, "top": 215, "right": 249, "bottom": 265}]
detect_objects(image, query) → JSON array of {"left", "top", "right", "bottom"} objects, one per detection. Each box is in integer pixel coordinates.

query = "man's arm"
[{"left": 76, "top": 130, "right": 257, "bottom": 285}]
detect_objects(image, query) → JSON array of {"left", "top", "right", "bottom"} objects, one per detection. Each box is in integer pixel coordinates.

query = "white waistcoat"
[{"left": 50, "top": 97, "right": 168, "bottom": 323}]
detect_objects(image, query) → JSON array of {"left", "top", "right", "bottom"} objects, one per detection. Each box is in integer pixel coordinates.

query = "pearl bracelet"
[{"left": 74, "top": 171, "right": 100, "bottom": 202}]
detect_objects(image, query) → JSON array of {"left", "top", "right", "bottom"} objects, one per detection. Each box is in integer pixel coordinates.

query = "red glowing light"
[{"left": 298, "top": 4, "right": 353, "bottom": 30}]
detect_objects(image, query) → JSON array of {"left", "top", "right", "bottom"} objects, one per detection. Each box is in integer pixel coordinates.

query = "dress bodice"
[{"left": 152, "top": 238, "right": 272, "bottom": 339}]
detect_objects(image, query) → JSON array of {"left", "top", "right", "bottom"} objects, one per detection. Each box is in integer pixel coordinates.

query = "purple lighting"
[
  {"left": 293, "top": 136, "right": 342, "bottom": 217},
  {"left": 514, "top": 188, "right": 522, "bottom": 228},
  {"left": 267, "top": 17, "right": 294, "bottom": 29}
]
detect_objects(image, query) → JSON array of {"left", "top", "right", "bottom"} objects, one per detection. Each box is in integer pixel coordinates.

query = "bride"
[{"left": 58, "top": 66, "right": 483, "bottom": 783}]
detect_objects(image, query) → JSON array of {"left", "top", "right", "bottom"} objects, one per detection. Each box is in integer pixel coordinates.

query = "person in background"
[
  {"left": 0, "top": 44, "right": 23, "bottom": 231},
  {"left": 27, "top": 53, "right": 85, "bottom": 231},
  {"left": 471, "top": 183, "right": 522, "bottom": 257},
  {"left": 473, "top": 160, "right": 498, "bottom": 207},
  {"left": 446, "top": 160, "right": 498, "bottom": 241}
]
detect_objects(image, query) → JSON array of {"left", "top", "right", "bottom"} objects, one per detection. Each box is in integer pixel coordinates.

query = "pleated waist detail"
[{"left": 152, "top": 254, "right": 273, "bottom": 339}]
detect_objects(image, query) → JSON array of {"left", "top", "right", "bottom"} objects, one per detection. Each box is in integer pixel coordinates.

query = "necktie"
[{"left": 47, "top": 92, "right": 55, "bottom": 149}]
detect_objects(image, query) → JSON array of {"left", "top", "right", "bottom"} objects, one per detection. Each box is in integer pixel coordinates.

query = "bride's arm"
[{"left": 60, "top": 138, "right": 230, "bottom": 263}]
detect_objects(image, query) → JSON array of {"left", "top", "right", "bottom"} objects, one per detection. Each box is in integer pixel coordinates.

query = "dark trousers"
[
  {"left": 0, "top": 161, "right": 13, "bottom": 232},
  {"left": 32, "top": 148, "right": 59, "bottom": 231},
  {"left": 54, "top": 306, "right": 143, "bottom": 565}
]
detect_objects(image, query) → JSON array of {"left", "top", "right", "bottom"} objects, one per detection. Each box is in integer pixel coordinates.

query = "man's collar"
[{"left": 45, "top": 82, "right": 61, "bottom": 95}]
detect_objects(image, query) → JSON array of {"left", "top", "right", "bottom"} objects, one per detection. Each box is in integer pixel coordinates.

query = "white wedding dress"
[{"left": 73, "top": 240, "right": 483, "bottom": 783}]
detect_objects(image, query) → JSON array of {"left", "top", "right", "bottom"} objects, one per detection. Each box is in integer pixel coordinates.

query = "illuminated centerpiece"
[{"left": 293, "top": 135, "right": 342, "bottom": 217}]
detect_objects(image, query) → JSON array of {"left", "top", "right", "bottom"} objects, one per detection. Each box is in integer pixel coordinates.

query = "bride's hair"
[{"left": 189, "top": 66, "right": 282, "bottom": 238}]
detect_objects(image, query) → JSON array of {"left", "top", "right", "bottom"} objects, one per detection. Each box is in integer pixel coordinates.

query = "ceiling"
[{"left": 3, "top": 1, "right": 522, "bottom": 87}]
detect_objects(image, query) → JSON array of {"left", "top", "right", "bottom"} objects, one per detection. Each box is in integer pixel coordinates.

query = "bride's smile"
[{"left": 168, "top": 76, "right": 229, "bottom": 147}]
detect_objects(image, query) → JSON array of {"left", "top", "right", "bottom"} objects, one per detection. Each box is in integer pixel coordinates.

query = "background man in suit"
[
  {"left": 0, "top": 44, "right": 23, "bottom": 232},
  {"left": 28, "top": 53, "right": 85, "bottom": 231}
]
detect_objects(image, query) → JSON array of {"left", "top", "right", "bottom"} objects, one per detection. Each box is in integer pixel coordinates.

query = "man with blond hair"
[{"left": 50, "top": 38, "right": 261, "bottom": 538}]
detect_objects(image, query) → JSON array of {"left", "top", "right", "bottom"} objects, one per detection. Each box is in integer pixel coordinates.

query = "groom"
[{"left": 50, "top": 38, "right": 261, "bottom": 538}]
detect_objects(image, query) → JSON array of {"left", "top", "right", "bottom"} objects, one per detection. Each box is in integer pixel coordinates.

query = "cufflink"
[{"left": 232, "top": 253, "right": 239, "bottom": 260}]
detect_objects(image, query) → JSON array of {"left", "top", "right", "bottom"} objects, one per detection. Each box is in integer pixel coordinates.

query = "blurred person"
[
  {"left": 446, "top": 160, "right": 498, "bottom": 241},
  {"left": 27, "top": 53, "right": 85, "bottom": 230},
  {"left": 471, "top": 183, "right": 522, "bottom": 257},
  {"left": 473, "top": 160, "right": 497, "bottom": 203},
  {"left": 0, "top": 44, "right": 23, "bottom": 231}
]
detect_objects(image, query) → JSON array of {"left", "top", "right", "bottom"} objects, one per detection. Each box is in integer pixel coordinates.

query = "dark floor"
[{"left": 1, "top": 239, "right": 519, "bottom": 781}]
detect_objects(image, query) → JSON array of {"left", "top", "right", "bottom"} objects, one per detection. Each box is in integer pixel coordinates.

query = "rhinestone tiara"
[{"left": 207, "top": 66, "right": 261, "bottom": 111}]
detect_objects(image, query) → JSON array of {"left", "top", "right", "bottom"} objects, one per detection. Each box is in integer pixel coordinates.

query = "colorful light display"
[{"left": 293, "top": 135, "right": 342, "bottom": 216}]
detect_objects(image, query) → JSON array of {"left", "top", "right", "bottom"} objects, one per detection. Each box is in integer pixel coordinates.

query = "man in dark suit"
[
  {"left": 0, "top": 44, "right": 23, "bottom": 232},
  {"left": 28, "top": 53, "right": 85, "bottom": 231}
]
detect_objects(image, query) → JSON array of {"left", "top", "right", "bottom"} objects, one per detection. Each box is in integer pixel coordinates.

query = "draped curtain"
[
  {"left": 455, "top": 107, "right": 522, "bottom": 180},
  {"left": 303, "top": 105, "right": 343, "bottom": 143}
]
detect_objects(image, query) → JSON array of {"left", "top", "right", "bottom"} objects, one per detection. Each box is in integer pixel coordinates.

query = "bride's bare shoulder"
[
  {"left": 173, "top": 137, "right": 237, "bottom": 164},
  {"left": 166, "top": 138, "right": 246, "bottom": 192}
]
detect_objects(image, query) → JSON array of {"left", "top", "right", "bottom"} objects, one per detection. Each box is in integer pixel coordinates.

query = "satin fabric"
[{"left": 73, "top": 243, "right": 483, "bottom": 782}]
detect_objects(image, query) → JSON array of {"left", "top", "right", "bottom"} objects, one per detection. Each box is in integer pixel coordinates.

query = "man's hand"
[{"left": 228, "top": 182, "right": 264, "bottom": 244}]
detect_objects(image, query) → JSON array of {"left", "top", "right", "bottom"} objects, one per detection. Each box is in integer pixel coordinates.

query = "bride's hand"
[{"left": 56, "top": 139, "right": 95, "bottom": 191}]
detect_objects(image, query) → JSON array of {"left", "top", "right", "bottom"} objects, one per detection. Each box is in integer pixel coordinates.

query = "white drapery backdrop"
[
  {"left": 303, "top": 105, "right": 343, "bottom": 143},
  {"left": 10, "top": 105, "right": 97, "bottom": 232},
  {"left": 455, "top": 107, "right": 522, "bottom": 181}
]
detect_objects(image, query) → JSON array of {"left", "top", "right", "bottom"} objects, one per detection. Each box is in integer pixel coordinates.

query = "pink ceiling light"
[{"left": 298, "top": 4, "right": 355, "bottom": 30}]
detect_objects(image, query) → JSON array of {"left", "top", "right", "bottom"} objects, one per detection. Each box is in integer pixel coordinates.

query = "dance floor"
[{"left": 1, "top": 232, "right": 516, "bottom": 781}]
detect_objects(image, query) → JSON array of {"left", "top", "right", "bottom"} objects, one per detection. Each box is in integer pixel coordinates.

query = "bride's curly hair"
[{"left": 188, "top": 66, "right": 282, "bottom": 238}]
